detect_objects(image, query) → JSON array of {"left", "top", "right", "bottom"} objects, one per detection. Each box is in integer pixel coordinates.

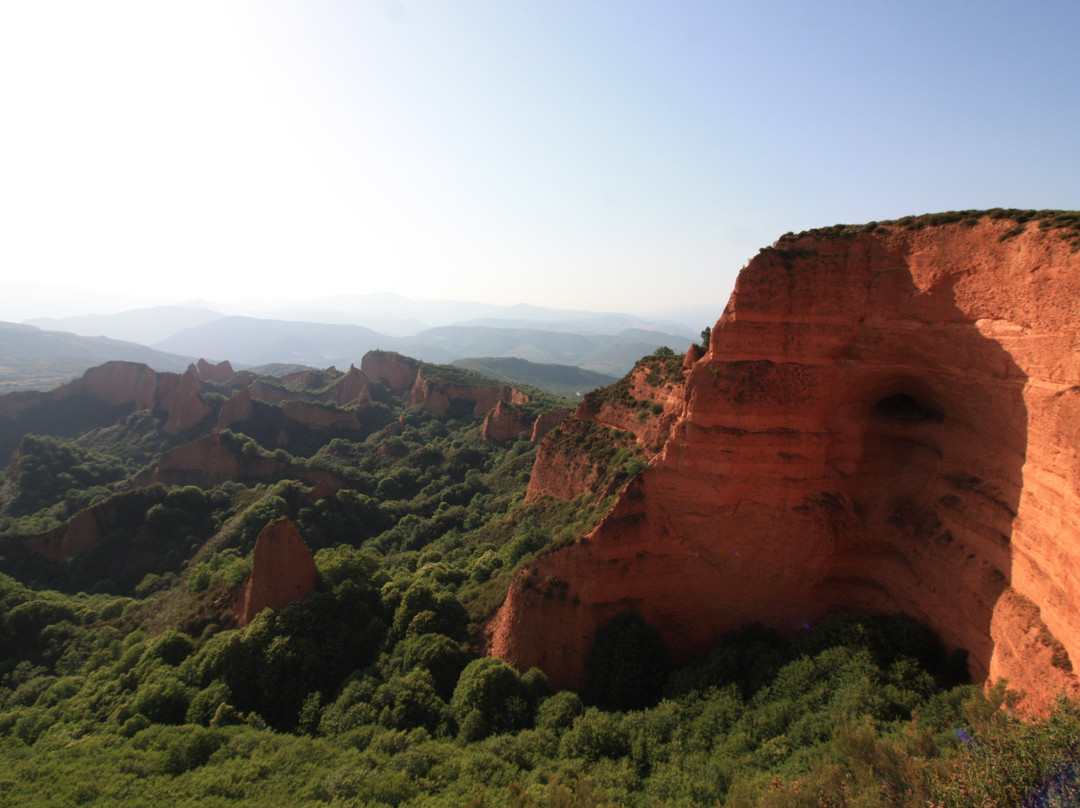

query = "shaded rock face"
[
  {"left": 530, "top": 408, "right": 571, "bottom": 443},
  {"left": 323, "top": 365, "right": 372, "bottom": 407},
  {"left": 22, "top": 507, "right": 101, "bottom": 562},
  {"left": 69, "top": 361, "right": 160, "bottom": 410},
  {"left": 409, "top": 378, "right": 526, "bottom": 418},
  {"left": 492, "top": 219, "right": 1080, "bottom": 711},
  {"left": 234, "top": 518, "right": 318, "bottom": 626},
  {"left": 132, "top": 433, "right": 347, "bottom": 491},
  {"left": 216, "top": 386, "right": 254, "bottom": 430},
  {"left": 156, "top": 367, "right": 212, "bottom": 433},
  {"left": 0, "top": 361, "right": 210, "bottom": 456},
  {"left": 196, "top": 358, "right": 236, "bottom": 384}
]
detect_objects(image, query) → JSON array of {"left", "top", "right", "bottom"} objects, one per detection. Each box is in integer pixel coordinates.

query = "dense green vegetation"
[{"left": 1, "top": 354, "right": 1078, "bottom": 806}]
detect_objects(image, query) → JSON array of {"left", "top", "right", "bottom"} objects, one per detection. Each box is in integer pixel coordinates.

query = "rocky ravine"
[{"left": 491, "top": 215, "right": 1080, "bottom": 712}]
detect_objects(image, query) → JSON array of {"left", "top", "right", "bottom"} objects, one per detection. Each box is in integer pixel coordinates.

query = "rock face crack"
[{"left": 490, "top": 219, "right": 1080, "bottom": 711}]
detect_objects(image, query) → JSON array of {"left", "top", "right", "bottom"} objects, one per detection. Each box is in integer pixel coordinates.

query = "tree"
[
  {"left": 654, "top": 346, "right": 675, "bottom": 356},
  {"left": 585, "top": 612, "right": 671, "bottom": 711},
  {"left": 700, "top": 326, "right": 711, "bottom": 350},
  {"left": 450, "top": 657, "right": 536, "bottom": 740}
]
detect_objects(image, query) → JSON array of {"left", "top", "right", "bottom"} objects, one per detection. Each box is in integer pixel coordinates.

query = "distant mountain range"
[
  {"left": 25, "top": 305, "right": 225, "bottom": 346},
  {"left": 7, "top": 297, "right": 706, "bottom": 393},
  {"left": 29, "top": 295, "right": 705, "bottom": 341},
  {"left": 152, "top": 318, "right": 691, "bottom": 377},
  {"left": 451, "top": 357, "right": 618, "bottom": 400}
]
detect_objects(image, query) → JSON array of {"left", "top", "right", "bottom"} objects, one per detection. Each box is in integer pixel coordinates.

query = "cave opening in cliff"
[{"left": 874, "top": 393, "right": 943, "bottom": 423}]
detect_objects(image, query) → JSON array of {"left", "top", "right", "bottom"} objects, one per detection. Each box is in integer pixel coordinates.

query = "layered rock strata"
[{"left": 491, "top": 216, "right": 1080, "bottom": 712}]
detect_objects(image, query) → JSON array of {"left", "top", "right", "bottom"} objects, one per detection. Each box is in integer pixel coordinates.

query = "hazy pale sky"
[{"left": 2, "top": 0, "right": 1078, "bottom": 321}]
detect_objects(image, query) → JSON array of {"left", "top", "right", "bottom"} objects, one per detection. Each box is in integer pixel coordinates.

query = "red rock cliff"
[
  {"left": 196, "top": 358, "right": 236, "bottom": 383},
  {"left": 491, "top": 216, "right": 1080, "bottom": 712},
  {"left": 409, "top": 377, "right": 527, "bottom": 417},
  {"left": 234, "top": 518, "right": 318, "bottom": 626},
  {"left": 361, "top": 350, "right": 420, "bottom": 391},
  {"left": 526, "top": 356, "right": 687, "bottom": 502},
  {"left": 482, "top": 401, "right": 532, "bottom": 441},
  {"left": 0, "top": 361, "right": 208, "bottom": 436},
  {"left": 133, "top": 433, "right": 347, "bottom": 491}
]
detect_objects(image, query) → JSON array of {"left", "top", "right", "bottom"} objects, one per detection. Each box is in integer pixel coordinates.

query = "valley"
[{"left": 2, "top": 212, "right": 1080, "bottom": 806}]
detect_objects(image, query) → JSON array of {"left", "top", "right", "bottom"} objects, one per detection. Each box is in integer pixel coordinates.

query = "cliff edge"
[{"left": 491, "top": 213, "right": 1080, "bottom": 712}]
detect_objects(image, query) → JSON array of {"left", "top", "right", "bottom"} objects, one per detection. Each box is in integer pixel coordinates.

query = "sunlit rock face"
[
  {"left": 234, "top": 518, "right": 318, "bottom": 626},
  {"left": 360, "top": 350, "right": 420, "bottom": 392},
  {"left": 491, "top": 217, "right": 1080, "bottom": 712},
  {"left": 482, "top": 400, "right": 532, "bottom": 441}
]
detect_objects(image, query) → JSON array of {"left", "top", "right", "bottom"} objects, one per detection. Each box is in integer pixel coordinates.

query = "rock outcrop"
[
  {"left": 156, "top": 367, "right": 212, "bottom": 433},
  {"left": 132, "top": 433, "right": 347, "bottom": 491},
  {"left": 361, "top": 350, "right": 420, "bottom": 392},
  {"left": 196, "top": 358, "right": 236, "bottom": 384},
  {"left": 530, "top": 408, "right": 571, "bottom": 443},
  {"left": 233, "top": 518, "right": 318, "bottom": 626},
  {"left": 22, "top": 507, "right": 103, "bottom": 562},
  {"left": 216, "top": 386, "right": 255, "bottom": 430},
  {"left": 322, "top": 365, "right": 373, "bottom": 407},
  {"left": 491, "top": 215, "right": 1080, "bottom": 712},
  {"left": 482, "top": 401, "right": 532, "bottom": 441},
  {"left": 0, "top": 361, "right": 212, "bottom": 458},
  {"left": 525, "top": 356, "right": 688, "bottom": 503},
  {"left": 409, "top": 377, "right": 528, "bottom": 417}
]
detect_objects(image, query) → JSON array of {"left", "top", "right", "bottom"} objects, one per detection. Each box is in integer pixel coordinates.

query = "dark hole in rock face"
[{"left": 875, "top": 393, "right": 943, "bottom": 422}]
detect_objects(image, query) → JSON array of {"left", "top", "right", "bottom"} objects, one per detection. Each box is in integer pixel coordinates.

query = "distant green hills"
[
  {"left": 0, "top": 321, "right": 194, "bottom": 393},
  {"left": 452, "top": 356, "right": 617, "bottom": 399}
]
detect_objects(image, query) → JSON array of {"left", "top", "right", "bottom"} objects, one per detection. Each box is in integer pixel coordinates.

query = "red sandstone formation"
[
  {"left": 216, "top": 386, "right": 254, "bottom": 430},
  {"left": 0, "top": 361, "right": 212, "bottom": 437},
  {"left": 132, "top": 433, "right": 347, "bottom": 491},
  {"left": 68, "top": 361, "right": 160, "bottom": 409},
  {"left": 361, "top": 350, "right": 420, "bottom": 391},
  {"left": 682, "top": 343, "right": 703, "bottom": 368},
  {"left": 482, "top": 401, "right": 532, "bottom": 441},
  {"left": 233, "top": 518, "right": 318, "bottom": 626},
  {"left": 244, "top": 367, "right": 371, "bottom": 410},
  {"left": 309, "top": 478, "right": 336, "bottom": 502},
  {"left": 491, "top": 216, "right": 1080, "bottom": 713},
  {"left": 22, "top": 507, "right": 102, "bottom": 562},
  {"left": 525, "top": 359, "right": 687, "bottom": 503},
  {"left": 156, "top": 367, "right": 212, "bottom": 433},
  {"left": 322, "top": 365, "right": 373, "bottom": 407},
  {"left": 0, "top": 390, "right": 49, "bottom": 423},
  {"left": 245, "top": 380, "right": 294, "bottom": 406},
  {"left": 531, "top": 408, "right": 571, "bottom": 443},
  {"left": 410, "top": 377, "right": 529, "bottom": 418},
  {"left": 196, "top": 358, "right": 236, "bottom": 383},
  {"left": 523, "top": 419, "right": 638, "bottom": 502}
]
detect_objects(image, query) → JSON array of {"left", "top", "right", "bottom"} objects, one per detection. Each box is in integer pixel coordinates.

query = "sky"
[{"left": 1, "top": 0, "right": 1078, "bottom": 323}]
